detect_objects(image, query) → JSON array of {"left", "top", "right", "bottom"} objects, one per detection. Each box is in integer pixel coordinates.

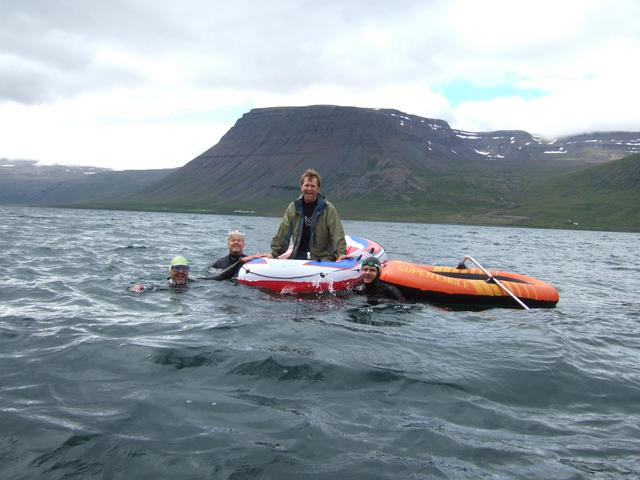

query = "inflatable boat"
[
  {"left": 380, "top": 259, "right": 559, "bottom": 309},
  {"left": 236, "top": 235, "right": 385, "bottom": 294}
]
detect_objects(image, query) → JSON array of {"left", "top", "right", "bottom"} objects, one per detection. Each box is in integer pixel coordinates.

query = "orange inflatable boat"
[{"left": 379, "top": 259, "right": 559, "bottom": 309}]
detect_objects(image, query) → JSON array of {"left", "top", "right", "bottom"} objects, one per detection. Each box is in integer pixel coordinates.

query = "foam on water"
[{"left": 1, "top": 206, "right": 639, "bottom": 479}]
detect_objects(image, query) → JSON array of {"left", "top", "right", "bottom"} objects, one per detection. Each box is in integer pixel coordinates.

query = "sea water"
[{"left": 1, "top": 206, "right": 639, "bottom": 479}]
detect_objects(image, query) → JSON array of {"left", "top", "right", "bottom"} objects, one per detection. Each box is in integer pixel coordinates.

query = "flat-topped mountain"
[
  {"left": 3, "top": 105, "right": 639, "bottom": 231},
  {"left": 130, "top": 106, "right": 639, "bottom": 202},
  {"left": 120, "top": 106, "right": 638, "bottom": 231},
  {"left": 131, "top": 106, "right": 481, "bottom": 205}
]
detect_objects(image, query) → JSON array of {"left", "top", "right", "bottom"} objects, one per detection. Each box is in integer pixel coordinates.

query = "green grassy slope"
[
  {"left": 75, "top": 155, "right": 640, "bottom": 232},
  {"left": 512, "top": 154, "right": 640, "bottom": 230}
]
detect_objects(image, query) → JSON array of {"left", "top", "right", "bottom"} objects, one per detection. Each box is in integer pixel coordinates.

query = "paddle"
[{"left": 457, "top": 255, "right": 530, "bottom": 310}]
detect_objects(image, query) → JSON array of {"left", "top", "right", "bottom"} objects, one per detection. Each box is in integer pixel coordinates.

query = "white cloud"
[
  {"left": 454, "top": 74, "right": 640, "bottom": 138},
  {"left": 0, "top": 0, "right": 638, "bottom": 169},
  {"left": 453, "top": 32, "right": 640, "bottom": 136},
  {"left": 0, "top": 95, "right": 229, "bottom": 170}
]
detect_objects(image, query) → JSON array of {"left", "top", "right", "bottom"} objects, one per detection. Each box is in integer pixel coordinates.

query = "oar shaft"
[{"left": 461, "top": 255, "right": 530, "bottom": 310}]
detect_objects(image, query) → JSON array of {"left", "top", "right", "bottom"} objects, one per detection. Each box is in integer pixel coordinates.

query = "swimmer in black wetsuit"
[
  {"left": 210, "top": 230, "right": 247, "bottom": 269},
  {"left": 207, "top": 230, "right": 263, "bottom": 281},
  {"left": 353, "top": 256, "right": 404, "bottom": 304}
]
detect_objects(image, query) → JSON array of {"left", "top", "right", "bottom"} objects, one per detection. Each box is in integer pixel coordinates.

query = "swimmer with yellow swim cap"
[{"left": 129, "top": 255, "right": 191, "bottom": 293}]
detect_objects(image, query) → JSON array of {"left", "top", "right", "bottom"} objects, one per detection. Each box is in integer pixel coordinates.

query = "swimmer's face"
[
  {"left": 228, "top": 234, "right": 245, "bottom": 255},
  {"left": 361, "top": 265, "right": 379, "bottom": 284},
  {"left": 170, "top": 265, "right": 189, "bottom": 285}
]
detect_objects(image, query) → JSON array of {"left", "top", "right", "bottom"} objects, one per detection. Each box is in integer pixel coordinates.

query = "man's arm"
[
  {"left": 385, "top": 283, "right": 405, "bottom": 302},
  {"left": 209, "top": 255, "right": 229, "bottom": 270},
  {"left": 328, "top": 204, "right": 347, "bottom": 257},
  {"left": 202, "top": 260, "right": 244, "bottom": 281},
  {"left": 271, "top": 203, "right": 295, "bottom": 257}
]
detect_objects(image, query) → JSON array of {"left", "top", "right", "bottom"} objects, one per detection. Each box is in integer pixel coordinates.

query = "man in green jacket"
[{"left": 270, "top": 169, "right": 347, "bottom": 261}]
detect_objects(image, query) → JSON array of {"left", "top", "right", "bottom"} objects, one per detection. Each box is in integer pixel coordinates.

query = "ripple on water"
[{"left": 1, "top": 206, "right": 640, "bottom": 479}]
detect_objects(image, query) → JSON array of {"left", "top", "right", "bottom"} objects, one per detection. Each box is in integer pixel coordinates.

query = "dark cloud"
[
  {"left": 0, "top": 0, "right": 448, "bottom": 102},
  {"left": 1, "top": 0, "right": 638, "bottom": 169},
  {"left": 0, "top": 0, "right": 187, "bottom": 102}
]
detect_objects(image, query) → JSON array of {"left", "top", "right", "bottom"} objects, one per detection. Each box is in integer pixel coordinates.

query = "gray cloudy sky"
[{"left": 1, "top": 0, "right": 639, "bottom": 170}]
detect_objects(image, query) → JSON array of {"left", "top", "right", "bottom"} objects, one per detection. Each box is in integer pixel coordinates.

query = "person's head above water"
[
  {"left": 300, "top": 169, "right": 321, "bottom": 204},
  {"left": 169, "top": 255, "right": 190, "bottom": 285},
  {"left": 227, "top": 230, "right": 245, "bottom": 256},
  {"left": 361, "top": 256, "right": 381, "bottom": 284}
]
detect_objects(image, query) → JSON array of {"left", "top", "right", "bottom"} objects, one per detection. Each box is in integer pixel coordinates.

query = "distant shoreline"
[{"left": 5, "top": 203, "right": 638, "bottom": 234}]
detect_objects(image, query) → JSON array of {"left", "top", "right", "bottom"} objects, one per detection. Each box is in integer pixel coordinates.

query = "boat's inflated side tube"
[
  {"left": 380, "top": 260, "right": 559, "bottom": 308},
  {"left": 237, "top": 257, "right": 362, "bottom": 294},
  {"left": 236, "top": 235, "right": 387, "bottom": 295}
]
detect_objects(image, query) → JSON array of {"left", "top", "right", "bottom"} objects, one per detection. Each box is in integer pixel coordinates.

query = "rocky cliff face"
[
  {"left": 136, "top": 106, "right": 476, "bottom": 203},
  {"left": 135, "top": 105, "right": 640, "bottom": 205},
  {"left": 456, "top": 129, "right": 640, "bottom": 163},
  {"left": 5, "top": 105, "right": 639, "bottom": 225}
]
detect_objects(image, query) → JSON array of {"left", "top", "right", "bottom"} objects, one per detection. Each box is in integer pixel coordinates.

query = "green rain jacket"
[{"left": 271, "top": 194, "right": 347, "bottom": 261}]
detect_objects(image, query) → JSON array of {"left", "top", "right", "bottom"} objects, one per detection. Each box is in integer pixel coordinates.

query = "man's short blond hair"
[{"left": 300, "top": 169, "right": 321, "bottom": 188}]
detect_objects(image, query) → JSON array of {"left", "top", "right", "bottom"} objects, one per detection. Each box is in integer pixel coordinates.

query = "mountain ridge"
[
  {"left": 125, "top": 106, "right": 639, "bottom": 216},
  {"left": 0, "top": 159, "right": 175, "bottom": 205},
  {"left": 2, "top": 105, "right": 639, "bottom": 231}
]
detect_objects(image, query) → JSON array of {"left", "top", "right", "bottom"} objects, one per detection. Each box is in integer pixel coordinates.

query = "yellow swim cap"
[
  {"left": 168, "top": 255, "right": 189, "bottom": 274},
  {"left": 170, "top": 255, "right": 189, "bottom": 266}
]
